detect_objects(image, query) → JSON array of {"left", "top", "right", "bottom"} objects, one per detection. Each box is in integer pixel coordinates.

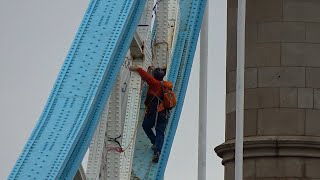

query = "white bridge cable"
[
  {"left": 235, "top": 0, "right": 246, "bottom": 180},
  {"left": 198, "top": 1, "right": 208, "bottom": 179}
]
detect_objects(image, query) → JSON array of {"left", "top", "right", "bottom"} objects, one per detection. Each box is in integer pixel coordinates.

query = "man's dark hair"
[{"left": 153, "top": 68, "right": 166, "bottom": 81}]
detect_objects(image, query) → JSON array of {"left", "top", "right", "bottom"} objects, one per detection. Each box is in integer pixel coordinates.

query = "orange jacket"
[{"left": 137, "top": 67, "right": 163, "bottom": 101}]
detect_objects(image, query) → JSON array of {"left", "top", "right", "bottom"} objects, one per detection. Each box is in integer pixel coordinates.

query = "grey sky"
[{"left": 0, "top": 0, "right": 226, "bottom": 179}]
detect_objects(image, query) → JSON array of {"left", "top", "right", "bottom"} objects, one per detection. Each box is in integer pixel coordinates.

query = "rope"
[
  {"left": 152, "top": 0, "right": 164, "bottom": 13},
  {"left": 107, "top": 135, "right": 124, "bottom": 153},
  {"left": 107, "top": 121, "right": 139, "bottom": 155}
]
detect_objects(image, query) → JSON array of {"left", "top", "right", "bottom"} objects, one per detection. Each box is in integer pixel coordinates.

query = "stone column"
[{"left": 215, "top": 0, "right": 320, "bottom": 179}]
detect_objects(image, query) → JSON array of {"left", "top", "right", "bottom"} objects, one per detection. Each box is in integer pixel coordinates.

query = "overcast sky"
[{"left": 0, "top": 0, "right": 226, "bottom": 179}]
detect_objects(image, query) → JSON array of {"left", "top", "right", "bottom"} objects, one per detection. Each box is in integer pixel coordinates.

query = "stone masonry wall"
[{"left": 221, "top": 0, "right": 320, "bottom": 179}]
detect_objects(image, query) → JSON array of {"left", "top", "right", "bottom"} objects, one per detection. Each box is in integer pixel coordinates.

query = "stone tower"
[{"left": 215, "top": 0, "right": 320, "bottom": 179}]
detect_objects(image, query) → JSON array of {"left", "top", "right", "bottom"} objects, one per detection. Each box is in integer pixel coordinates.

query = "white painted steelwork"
[
  {"left": 154, "top": 0, "right": 169, "bottom": 68},
  {"left": 119, "top": 58, "right": 144, "bottom": 180},
  {"left": 11, "top": 0, "right": 207, "bottom": 179},
  {"left": 86, "top": 55, "right": 129, "bottom": 180},
  {"left": 168, "top": 0, "right": 178, "bottom": 51},
  {"left": 137, "top": 0, "right": 154, "bottom": 40}
]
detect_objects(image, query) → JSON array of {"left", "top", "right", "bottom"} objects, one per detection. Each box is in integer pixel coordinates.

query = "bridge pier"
[{"left": 216, "top": 0, "right": 320, "bottom": 179}]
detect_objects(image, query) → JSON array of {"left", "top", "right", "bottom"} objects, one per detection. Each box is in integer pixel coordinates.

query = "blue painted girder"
[
  {"left": 8, "top": 0, "right": 147, "bottom": 179},
  {"left": 158, "top": 0, "right": 207, "bottom": 178},
  {"left": 131, "top": 0, "right": 207, "bottom": 179}
]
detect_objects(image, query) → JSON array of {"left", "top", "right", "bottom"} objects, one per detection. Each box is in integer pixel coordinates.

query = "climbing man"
[{"left": 129, "top": 65, "right": 170, "bottom": 163}]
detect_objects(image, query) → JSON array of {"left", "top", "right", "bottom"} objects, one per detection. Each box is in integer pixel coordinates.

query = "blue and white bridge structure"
[{"left": 8, "top": 0, "right": 207, "bottom": 179}]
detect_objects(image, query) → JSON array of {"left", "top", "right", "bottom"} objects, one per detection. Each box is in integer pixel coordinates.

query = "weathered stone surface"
[
  {"left": 246, "top": 0, "right": 283, "bottom": 23},
  {"left": 228, "top": 7, "right": 237, "bottom": 41},
  {"left": 307, "top": 68, "right": 320, "bottom": 88},
  {"left": 306, "top": 109, "right": 320, "bottom": 136},
  {"left": 226, "top": 47, "right": 236, "bottom": 72},
  {"left": 244, "top": 109, "right": 257, "bottom": 137},
  {"left": 256, "top": 159, "right": 279, "bottom": 177},
  {"left": 246, "top": 23, "right": 258, "bottom": 44},
  {"left": 258, "top": 108, "right": 305, "bottom": 135},
  {"left": 314, "top": 88, "right": 320, "bottom": 109},
  {"left": 306, "top": 159, "right": 320, "bottom": 178},
  {"left": 228, "top": 68, "right": 258, "bottom": 92},
  {"left": 225, "top": 109, "right": 258, "bottom": 140},
  {"left": 245, "top": 88, "right": 280, "bottom": 109},
  {"left": 216, "top": 136, "right": 320, "bottom": 163},
  {"left": 258, "top": 22, "right": 306, "bottom": 42},
  {"left": 228, "top": 0, "right": 237, "bottom": 8},
  {"left": 245, "top": 68, "right": 258, "bottom": 89},
  {"left": 227, "top": 70, "right": 236, "bottom": 93},
  {"left": 224, "top": 159, "right": 256, "bottom": 179},
  {"left": 298, "top": 88, "right": 314, "bottom": 108},
  {"left": 256, "top": 158, "right": 303, "bottom": 177},
  {"left": 258, "top": 67, "right": 305, "bottom": 87},
  {"left": 306, "top": 23, "right": 320, "bottom": 43},
  {"left": 221, "top": 0, "right": 320, "bottom": 179},
  {"left": 284, "top": 0, "right": 320, "bottom": 22},
  {"left": 226, "top": 91, "right": 236, "bottom": 113},
  {"left": 225, "top": 112, "right": 235, "bottom": 140},
  {"left": 226, "top": 7, "right": 237, "bottom": 71},
  {"left": 246, "top": 43, "right": 281, "bottom": 67},
  {"left": 244, "top": 159, "right": 255, "bottom": 178},
  {"left": 225, "top": 161, "right": 235, "bottom": 180},
  {"left": 282, "top": 43, "right": 320, "bottom": 67},
  {"left": 280, "top": 88, "right": 298, "bottom": 108}
]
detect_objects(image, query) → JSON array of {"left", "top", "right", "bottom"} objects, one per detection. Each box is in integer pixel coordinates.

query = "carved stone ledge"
[{"left": 215, "top": 136, "right": 320, "bottom": 164}]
